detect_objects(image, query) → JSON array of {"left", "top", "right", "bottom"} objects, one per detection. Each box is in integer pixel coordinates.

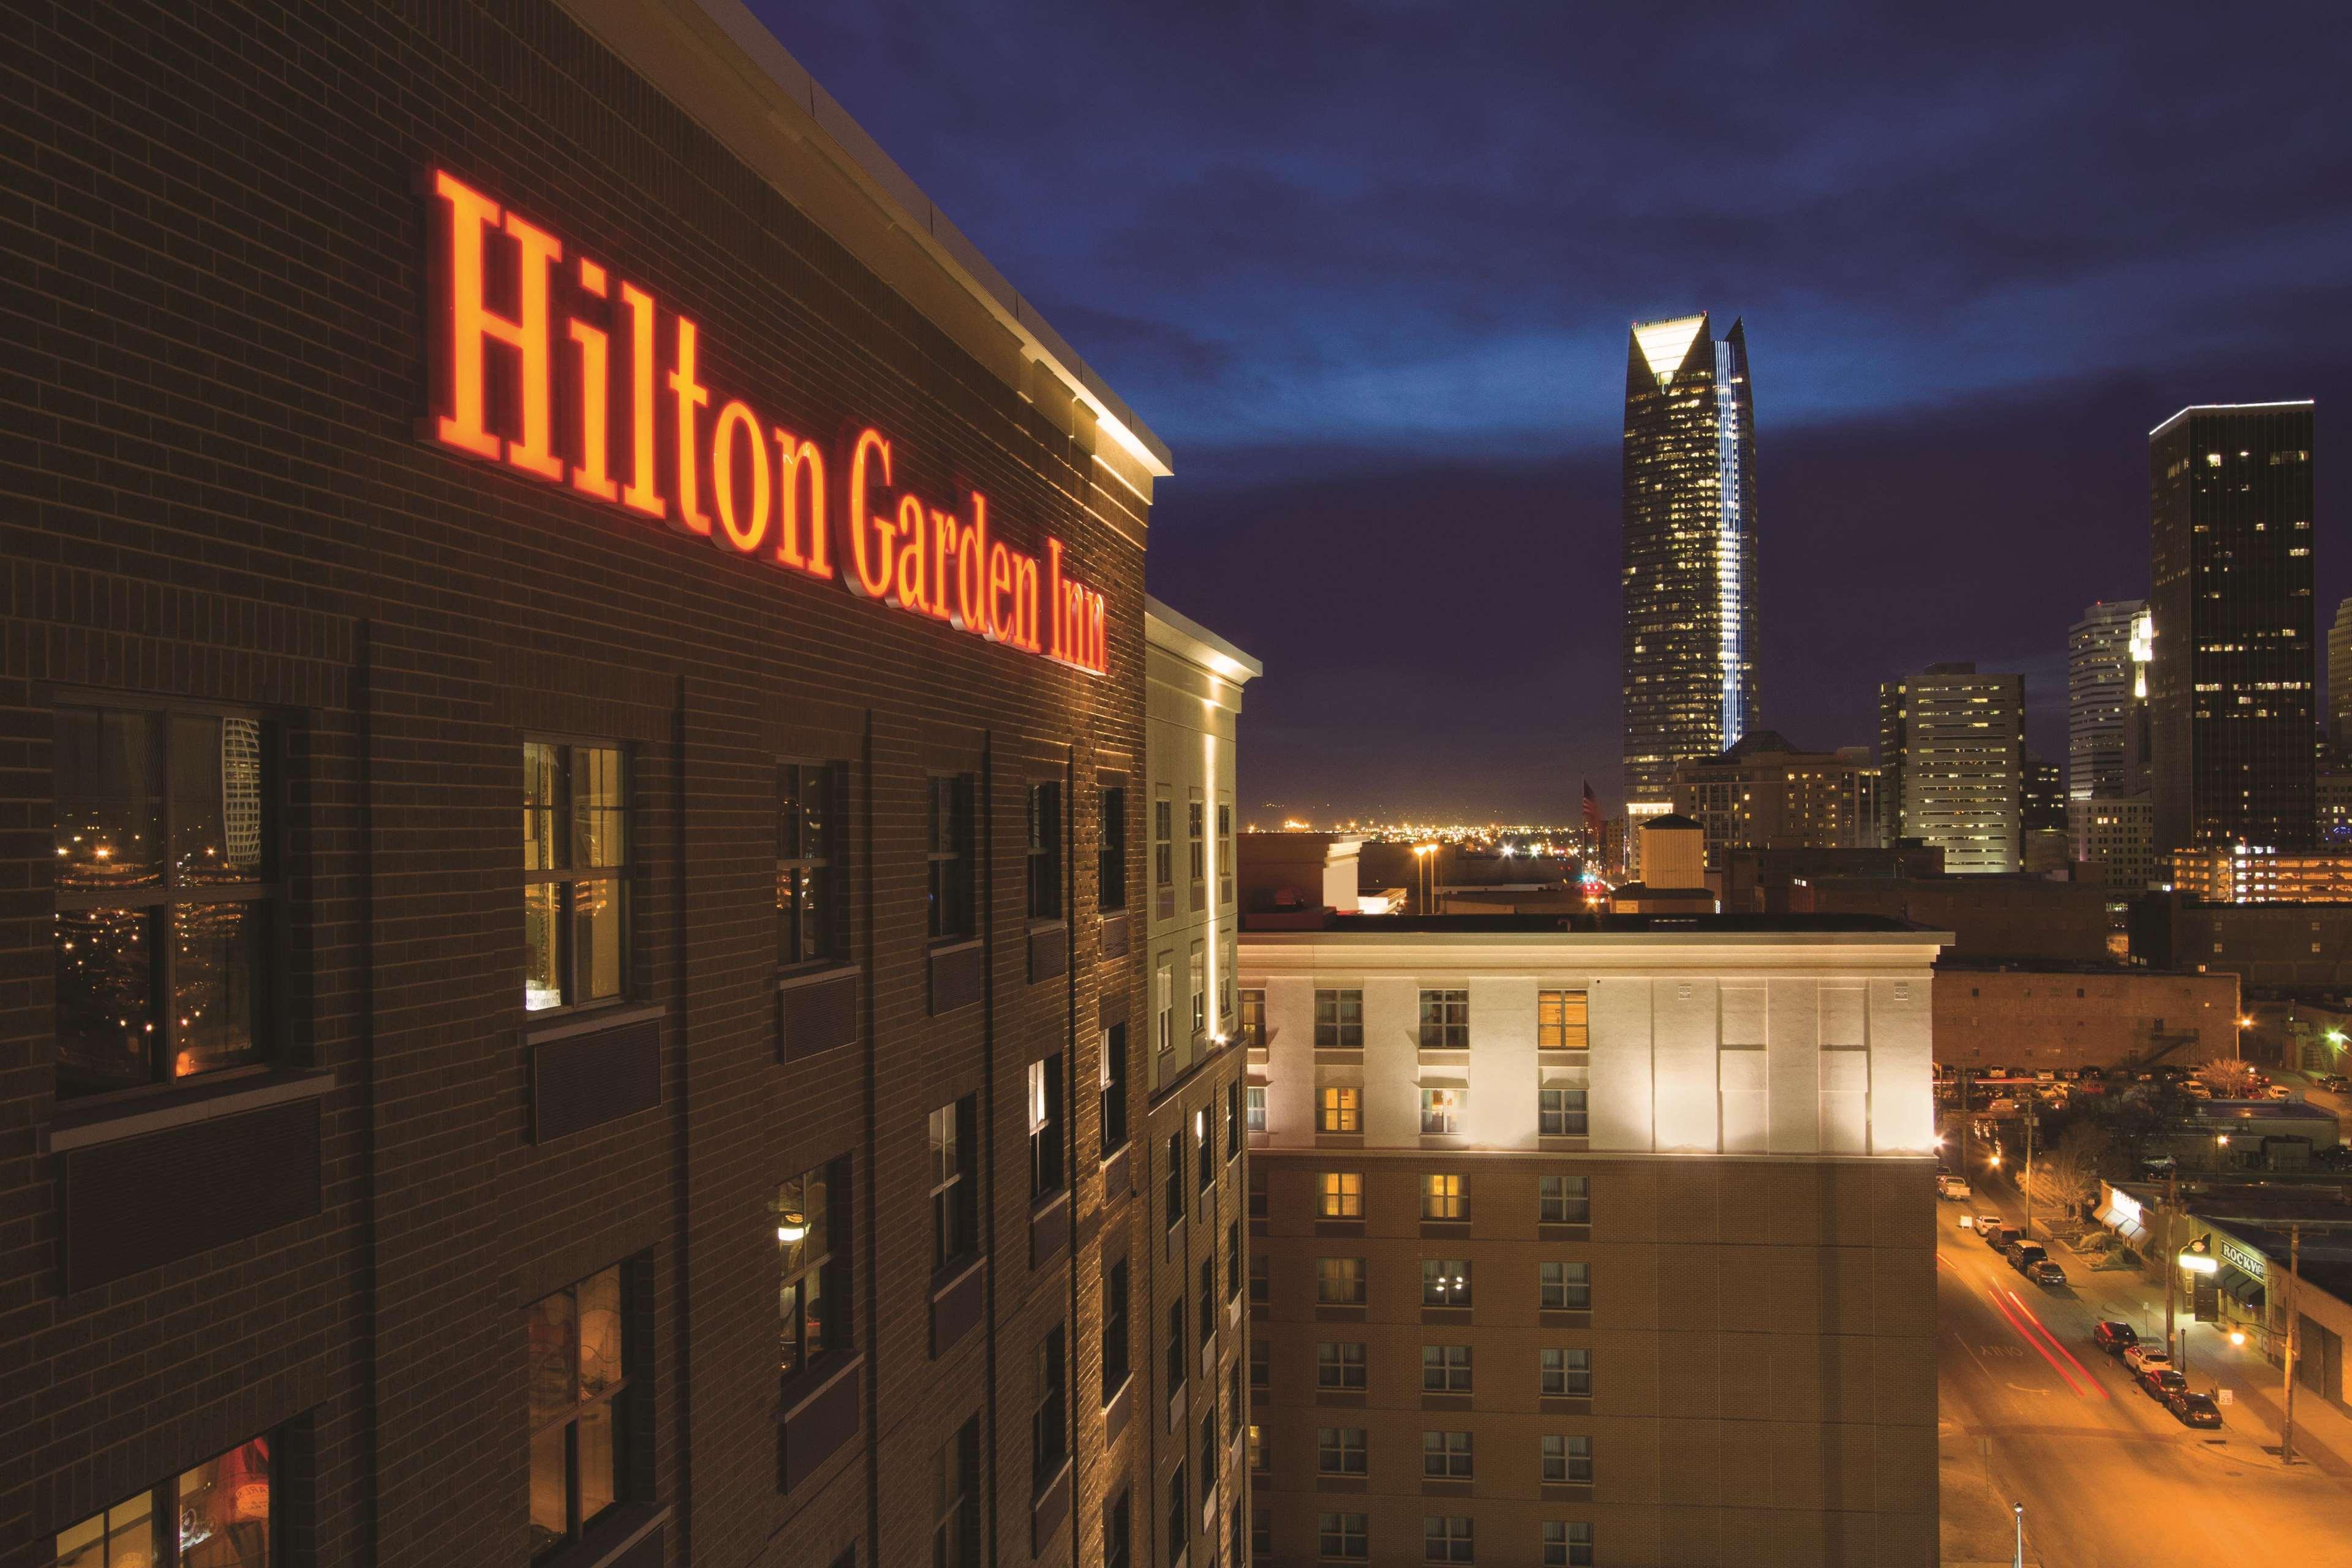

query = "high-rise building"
[
  {"left": 2069, "top": 600, "right": 2145, "bottom": 801},
  {"left": 2331, "top": 597, "right": 2352, "bottom": 748},
  {"left": 1668, "top": 730, "right": 1885, "bottom": 869},
  {"left": 1879, "top": 664, "right": 2026, "bottom": 874},
  {"left": 2148, "top": 402, "right": 2318, "bottom": 853},
  {"left": 1621, "top": 312, "right": 1758, "bottom": 807},
  {"left": 1238, "top": 911, "right": 1947, "bottom": 1567}
]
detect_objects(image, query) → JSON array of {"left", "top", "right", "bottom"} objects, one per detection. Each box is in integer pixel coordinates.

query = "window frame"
[
  {"left": 1238, "top": 987, "right": 1267, "bottom": 1047},
  {"left": 1317, "top": 1085, "right": 1362, "bottom": 1134},
  {"left": 1099, "top": 1023, "right": 1130, "bottom": 1158},
  {"left": 1316, "top": 1427, "right": 1368, "bottom": 1476},
  {"left": 1420, "top": 1259, "right": 1471, "bottom": 1307},
  {"left": 1153, "top": 793, "right": 1174, "bottom": 889},
  {"left": 526, "top": 1262, "right": 639, "bottom": 1561},
  {"left": 1103, "top": 1256, "right": 1133, "bottom": 1395},
  {"left": 1537, "top": 989, "right": 1589, "bottom": 1051},
  {"left": 1316, "top": 1257, "right": 1365, "bottom": 1305},
  {"left": 1313, "top": 989, "right": 1363, "bottom": 1049},
  {"left": 1423, "top": 1514, "right": 1474, "bottom": 1564},
  {"left": 1539, "top": 1087, "right": 1589, "bottom": 1138},
  {"left": 929, "top": 1098, "right": 979, "bottom": 1276},
  {"left": 925, "top": 774, "right": 977, "bottom": 943},
  {"left": 524, "top": 735, "right": 633, "bottom": 1018},
  {"left": 1031, "top": 1322, "right": 1069, "bottom": 1493},
  {"left": 1319, "top": 1512, "right": 1370, "bottom": 1561},
  {"left": 50, "top": 1430, "right": 282, "bottom": 1568},
  {"left": 777, "top": 1156, "right": 852, "bottom": 1384},
  {"left": 1540, "top": 1175, "right": 1591, "bottom": 1224},
  {"left": 777, "top": 758, "right": 848, "bottom": 968},
  {"left": 933, "top": 1416, "right": 979, "bottom": 1568},
  {"left": 1540, "top": 1261, "right": 1592, "bottom": 1311},
  {"left": 52, "top": 696, "right": 285, "bottom": 1101},
  {"left": 1419, "top": 1087, "right": 1464, "bottom": 1135},
  {"left": 1420, "top": 1173, "right": 1466, "bottom": 1221},
  {"left": 1245, "top": 1084, "right": 1267, "bottom": 1134},
  {"left": 1420, "top": 1429, "right": 1472, "bottom": 1479},
  {"left": 1540, "top": 1346, "right": 1592, "bottom": 1397},
  {"left": 1417, "top": 989, "right": 1469, "bottom": 1050},
  {"left": 1542, "top": 1433, "right": 1593, "bottom": 1484},
  {"left": 1026, "top": 778, "right": 1064, "bottom": 922},
  {"left": 1028, "top": 1054, "right": 1066, "bottom": 1199},
  {"left": 1421, "top": 1343, "right": 1472, "bottom": 1393},
  {"left": 1098, "top": 780, "right": 1128, "bottom": 913},
  {"left": 1317, "top": 1171, "right": 1363, "bottom": 1219},
  {"left": 1317, "top": 1340, "right": 1368, "bottom": 1390}
]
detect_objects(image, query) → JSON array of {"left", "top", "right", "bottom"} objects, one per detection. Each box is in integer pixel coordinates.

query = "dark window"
[
  {"left": 1421, "top": 1259, "right": 1471, "bottom": 1306},
  {"left": 1540, "top": 1175, "right": 1591, "bottom": 1224},
  {"left": 1319, "top": 1512, "right": 1369, "bottom": 1561},
  {"left": 527, "top": 1264, "right": 636, "bottom": 1559},
  {"left": 1032, "top": 1323, "right": 1068, "bottom": 1491},
  {"left": 1422, "top": 1430, "right": 1472, "bottom": 1479},
  {"left": 1314, "top": 989, "right": 1363, "bottom": 1050},
  {"left": 1250, "top": 1250, "right": 1270, "bottom": 1303},
  {"left": 1098, "top": 783, "right": 1128, "bottom": 911},
  {"left": 1540, "top": 1262, "right": 1591, "bottom": 1311},
  {"left": 1028, "top": 1054, "right": 1065, "bottom": 1198},
  {"left": 1424, "top": 1515, "right": 1474, "bottom": 1563},
  {"left": 1542, "top": 1434, "right": 1593, "bottom": 1483},
  {"left": 1165, "top": 1131, "right": 1186, "bottom": 1226},
  {"left": 524, "top": 739, "right": 628, "bottom": 1014},
  {"left": 1250, "top": 1336, "right": 1270, "bottom": 1389},
  {"left": 1422, "top": 1344, "right": 1472, "bottom": 1392},
  {"left": 1540, "top": 1346, "right": 1591, "bottom": 1396},
  {"left": 1539, "top": 1088, "right": 1589, "bottom": 1138},
  {"left": 1218, "top": 802, "right": 1233, "bottom": 881},
  {"left": 1226, "top": 1080, "right": 1243, "bottom": 1155},
  {"left": 1253, "top": 1507, "right": 1273, "bottom": 1561},
  {"left": 1104, "top": 1489, "right": 1132, "bottom": 1568},
  {"left": 1248, "top": 1163, "right": 1267, "bottom": 1217},
  {"left": 1227, "top": 1351, "right": 1245, "bottom": 1441},
  {"left": 1167, "top": 1298, "right": 1186, "bottom": 1391},
  {"left": 777, "top": 1158, "right": 851, "bottom": 1380},
  {"left": 778, "top": 761, "right": 845, "bottom": 965},
  {"left": 1239, "top": 989, "right": 1266, "bottom": 1047},
  {"left": 927, "top": 775, "right": 975, "bottom": 941},
  {"left": 1099, "top": 1024, "right": 1129, "bottom": 1156},
  {"left": 1317, "top": 1341, "right": 1366, "bottom": 1390},
  {"left": 1197, "top": 1106, "right": 1215, "bottom": 1191},
  {"left": 1226, "top": 1219, "right": 1244, "bottom": 1303},
  {"left": 1199, "top": 1410, "right": 1216, "bottom": 1517},
  {"left": 1165, "top": 1464, "right": 1186, "bottom": 1568},
  {"left": 51, "top": 1433, "right": 277, "bottom": 1568},
  {"left": 54, "top": 704, "right": 276, "bottom": 1097},
  {"left": 1316, "top": 1427, "right": 1366, "bottom": 1475},
  {"left": 1103, "top": 1257, "right": 1131, "bottom": 1394},
  {"left": 1188, "top": 797, "right": 1205, "bottom": 882},
  {"left": 1199, "top": 1257, "right": 1217, "bottom": 1348},
  {"left": 1027, "top": 780, "right": 1063, "bottom": 921},
  {"left": 1153, "top": 794, "right": 1173, "bottom": 888},
  {"left": 932, "top": 1417, "right": 979, "bottom": 1568},
  {"left": 930, "top": 1098, "right": 978, "bottom": 1273},
  {"left": 1316, "top": 1257, "right": 1365, "bottom": 1305},
  {"left": 1417, "top": 990, "right": 1469, "bottom": 1049},
  {"left": 1544, "top": 1520, "right": 1594, "bottom": 1566}
]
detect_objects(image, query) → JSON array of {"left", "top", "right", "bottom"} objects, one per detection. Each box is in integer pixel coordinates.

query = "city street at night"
[{"left": 1939, "top": 1185, "right": 2352, "bottom": 1566}]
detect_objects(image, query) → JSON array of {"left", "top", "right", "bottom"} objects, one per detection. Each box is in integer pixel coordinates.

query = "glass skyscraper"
[
  {"left": 1621, "top": 312, "right": 1757, "bottom": 807},
  {"left": 2147, "top": 401, "right": 2316, "bottom": 853},
  {"left": 2067, "top": 598, "right": 2144, "bottom": 801}
]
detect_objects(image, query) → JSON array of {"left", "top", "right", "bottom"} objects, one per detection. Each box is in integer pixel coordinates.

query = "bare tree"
[
  {"left": 2196, "top": 1059, "right": 2264, "bottom": 1100},
  {"left": 2030, "top": 1120, "right": 2111, "bottom": 1219}
]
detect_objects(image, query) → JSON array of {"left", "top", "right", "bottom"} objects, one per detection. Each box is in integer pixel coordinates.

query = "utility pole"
[
  {"left": 2283, "top": 1223, "right": 2302, "bottom": 1466},
  {"left": 1961, "top": 1068, "right": 1973, "bottom": 1178},
  {"left": 2163, "top": 1166, "right": 2179, "bottom": 1361},
  {"left": 2021, "top": 1106, "right": 2037, "bottom": 1240}
]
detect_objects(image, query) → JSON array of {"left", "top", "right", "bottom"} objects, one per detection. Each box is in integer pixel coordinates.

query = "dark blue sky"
[{"left": 766, "top": 1, "right": 2352, "bottom": 823}]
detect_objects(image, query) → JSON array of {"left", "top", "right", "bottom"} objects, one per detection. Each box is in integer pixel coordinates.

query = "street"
[{"left": 1937, "top": 1183, "right": 2352, "bottom": 1566}]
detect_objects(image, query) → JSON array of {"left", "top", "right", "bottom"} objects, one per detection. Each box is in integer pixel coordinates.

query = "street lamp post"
[{"left": 2011, "top": 1501, "right": 2025, "bottom": 1568}]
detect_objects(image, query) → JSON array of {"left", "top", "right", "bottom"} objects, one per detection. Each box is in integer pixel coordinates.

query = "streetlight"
[{"left": 2011, "top": 1502, "right": 2025, "bottom": 1568}]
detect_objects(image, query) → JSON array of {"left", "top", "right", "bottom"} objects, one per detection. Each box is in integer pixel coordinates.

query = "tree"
[
  {"left": 2030, "top": 1120, "right": 2113, "bottom": 1218},
  {"left": 2196, "top": 1059, "right": 2263, "bottom": 1100}
]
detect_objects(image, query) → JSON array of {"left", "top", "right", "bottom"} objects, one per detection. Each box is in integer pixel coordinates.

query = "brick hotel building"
[
  {"left": 4, "top": 4, "right": 1256, "bottom": 1567},
  {"left": 1238, "top": 916, "right": 1947, "bottom": 1567}
]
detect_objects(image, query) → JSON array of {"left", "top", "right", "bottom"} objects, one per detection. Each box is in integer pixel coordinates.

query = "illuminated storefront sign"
[{"left": 423, "top": 169, "right": 1108, "bottom": 674}]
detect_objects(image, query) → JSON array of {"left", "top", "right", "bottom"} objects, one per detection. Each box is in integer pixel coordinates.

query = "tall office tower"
[
  {"left": 1879, "top": 664, "right": 2026, "bottom": 873},
  {"left": 2149, "top": 402, "right": 2318, "bottom": 853},
  {"left": 2330, "top": 598, "right": 2352, "bottom": 747},
  {"left": 2068, "top": 600, "right": 2146, "bottom": 800},
  {"left": 1621, "top": 312, "right": 1759, "bottom": 809}
]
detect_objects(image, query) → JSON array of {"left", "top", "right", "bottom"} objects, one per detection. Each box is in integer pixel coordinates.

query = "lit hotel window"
[{"left": 525, "top": 739, "right": 627, "bottom": 1013}]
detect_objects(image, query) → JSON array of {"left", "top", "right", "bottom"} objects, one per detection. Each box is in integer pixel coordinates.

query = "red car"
[
  {"left": 2140, "top": 1366, "right": 2188, "bottom": 1401},
  {"left": 2092, "top": 1321, "right": 2138, "bottom": 1356}
]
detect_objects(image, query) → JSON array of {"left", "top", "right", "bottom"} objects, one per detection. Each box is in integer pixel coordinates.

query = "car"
[
  {"left": 1982, "top": 1224, "right": 2014, "bottom": 1251},
  {"left": 2141, "top": 1366, "right": 2188, "bottom": 1401},
  {"left": 2183, "top": 1081, "right": 2213, "bottom": 1099},
  {"left": 2003, "top": 1238, "right": 2047, "bottom": 1272},
  {"left": 1986, "top": 1098, "right": 2021, "bottom": 1116},
  {"left": 2124, "top": 1343, "right": 2173, "bottom": 1374},
  {"left": 2166, "top": 1389, "right": 2223, "bottom": 1428},
  {"left": 1936, "top": 1175, "right": 1972, "bottom": 1201},
  {"left": 2318, "top": 1074, "right": 2351, "bottom": 1093},
  {"left": 1972, "top": 1212, "right": 2003, "bottom": 1237},
  {"left": 2027, "top": 1258, "right": 2067, "bottom": 1287},
  {"left": 2092, "top": 1321, "right": 2138, "bottom": 1356},
  {"left": 2266, "top": 1085, "right": 2296, "bottom": 1101}
]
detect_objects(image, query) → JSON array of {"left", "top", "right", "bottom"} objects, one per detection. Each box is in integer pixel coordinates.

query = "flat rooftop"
[{"left": 1244, "top": 911, "right": 1936, "bottom": 937}]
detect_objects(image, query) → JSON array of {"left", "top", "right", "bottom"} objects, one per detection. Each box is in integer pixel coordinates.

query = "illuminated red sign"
[{"left": 424, "top": 169, "right": 1108, "bottom": 674}]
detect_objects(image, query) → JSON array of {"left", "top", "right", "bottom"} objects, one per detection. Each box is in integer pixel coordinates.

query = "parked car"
[
  {"left": 2092, "top": 1321, "right": 2138, "bottom": 1356},
  {"left": 2266, "top": 1084, "right": 2296, "bottom": 1101},
  {"left": 2124, "top": 1343, "right": 2173, "bottom": 1374},
  {"left": 2317, "top": 1074, "right": 2351, "bottom": 1093},
  {"left": 2183, "top": 1081, "right": 2214, "bottom": 1099},
  {"left": 1982, "top": 1224, "right": 2015, "bottom": 1251},
  {"left": 1972, "top": 1212, "right": 2004, "bottom": 1237},
  {"left": 1936, "top": 1175, "right": 1972, "bottom": 1201},
  {"left": 2141, "top": 1366, "right": 2188, "bottom": 1401},
  {"left": 1986, "top": 1098, "right": 2022, "bottom": 1116},
  {"left": 2166, "top": 1389, "right": 2223, "bottom": 1428},
  {"left": 2027, "top": 1258, "right": 2067, "bottom": 1287},
  {"left": 2004, "top": 1238, "right": 2048, "bottom": 1272}
]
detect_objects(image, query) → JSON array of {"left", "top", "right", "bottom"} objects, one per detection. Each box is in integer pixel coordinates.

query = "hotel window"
[
  {"left": 1200, "top": 1411, "right": 1216, "bottom": 1502},
  {"left": 1420, "top": 1088, "right": 1463, "bottom": 1134},
  {"left": 1155, "top": 962, "right": 1175, "bottom": 1055},
  {"left": 1318, "top": 1171, "right": 1363, "bottom": 1218},
  {"left": 1098, "top": 782, "right": 1128, "bottom": 912},
  {"left": 1317, "top": 1428, "right": 1368, "bottom": 1476},
  {"left": 1248, "top": 1163, "right": 1268, "bottom": 1217},
  {"left": 929, "top": 1098, "right": 978, "bottom": 1273},
  {"left": 1537, "top": 990, "right": 1588, "bottom": 1050},
  {"left": 1221, "top": 939, "right": 1237, "bottom": 1023},
  {"left": 1165, "top": 1465, "right": 1186, "bottom": 1568},
  {"left": 1104, "top": 1489, "right": 1133, "bottom": 1568},
  {"left": 1250, "top": 1250, "right": 1270, "bottom": 1303},
  {"left": 1188, "top": 796, "right": 1206, "bottom": 882},
  {"left": 778, "top": 761, "right": 845, "bottom": 966},
  {"left": 1246, "top": 1084, "right": 1267, "bottom": 1134},
  {"left": 1421, "top": 1173, "right": 1466, "bottom": 1220},
  {"left": 1419, "top": 990, "right": 1469, "bottom": 1049},
  {"left": 1319, "top": 1512, "right": 1370, "bottom": 1561},
  {"left": 1197, "top": 1106, "right": 1216, "bottom": 1190},
  {"left": 1422, "top": 1430, "right": 1472, "bottom": 1479},
  {"left": 1422, "top": 1344, "right": 1472, "bottom": 1392},
  {"left": 524, "top": 739, "right": 627, "bottom": 1014},
  {"left": 1314, "top": 989, "right": 1363, "bottom": 1049},
  {"left": 1317, "top": 1085, "right": 1362, "bottom": 1133},
  {"left": 1424, "top": 1516, "right": 1474, "bottom": 1564},
  {"left": 1540, "top": 1262, "right": 1591, "bottom": 1311},
  {"left": 1540, "top": 1175, "right": 1591, "bottom": 1224},
  {"left": 1218, "top": 802, "right": 1234, "bottom": 899},
  {"left": 1542, "top": 1434, "right": 1593, "bottom": 1484},
  {"left": 1027, "top": 780, "right": 1063, "bottom": 921},
  {"left": 1240, "top": 987, "right": 1267, "bottom": 1046},
  {"left": 1540, "top": 1347, "right": 1591, "bottom": 1396},
  {"left": 1539, "top": 1088, "right": 1588, "bottom": 1137},
  {"left": 1246, "top": 1415, "right": 1262, "bottom": 1471},
  {"left": 933, "top": 1417, "right": 979, "bottom": 1568},
  {"left": 1421, "top": 1259, "right": 1471, "bottom": 1306},
  {"left": 1028, "top": 1055, "right": 1065, "bottom": 1198},
  {"left": 1317, "top": 1257, "right": 1365, "bottom": 1305},
  {"left": 1031, "top": 1323, "right": 1068, "bottom": 1493},
  {"left": 926, "top": 774, "right": 976, "bottom": 941},
  {"left": 1100, "top": 1023, "right": 1129, "bottom": 1156},
  {"left": 1251, "top": 1336, "right": 1271, "bottom": 1389},
  {"left": 1227, "top": 1219, "right": 1245, "bottom": 1302},
  {"left": 527, "top": 1264, "right": 635, "bottom": 1559},
  {"left": 51, "top": 1433, "right": 277, "bottom": 1568},
  {"left": 1104, "top": 1257, "right": 1132, "bottom": 1395},
  {"left": 1226, "top": 1079, "right": 1244, "bottom": 1153},
  {"left": 1189, "top": 944, "right": 1207, "bottom": 1037},
  {"left": 777, "top": 1158, "right": 850, "bottom": 1381},
  {"left": 1317, "top": 1340, "right": 1367, "bottom": 1389},
  {"left": 1199, "top": 1257, "right": 1217, "bottom": 1348},
  {"left": 1166, "top": 1299, "right": 1186, "bottom": 1392},
  {"left": 1544, "top": 1520, "right": 1594, "bottom": 1567},
  {"left": 1251, "top": 1507, "right": 1271, "bottom": 1562},
  {"left": 1153, "top": 793, "right": 1173, "bottom": 888},
  {"left": 1166, "top": 1131, "right": 1186, "bottom": 1224},
  {"left": 54, "top": 703, "right": 276, "bottom": 1096}
]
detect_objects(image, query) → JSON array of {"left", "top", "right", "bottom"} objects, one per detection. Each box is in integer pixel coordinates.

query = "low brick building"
[{"left": 1931, "top": 963, "right": 2240, "bottom": 1073}]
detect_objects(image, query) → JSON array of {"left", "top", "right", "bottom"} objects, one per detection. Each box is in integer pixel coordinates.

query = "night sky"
[{"left": 764, "top": 2, "right": 2352, "bottom": 823}]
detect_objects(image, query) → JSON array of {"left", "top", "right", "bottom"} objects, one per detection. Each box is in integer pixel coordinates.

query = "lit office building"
[
  {"left": 2147, "top": 402, "right": 2318, "bottom": 854},
  {"left": 1621, "top": 313, "right": 1760, "bottom": 809},
  {"left": 1879, "top": 665, "right": 2026, "bottom": 874},
  {"left": 2330, "top": 597, "right": 2352, "bottom": 748},
  {"left": 1239, "top": 911, "right": 1945, "bottom": 1567},
  {"left": 2068, "top": 600, "right": 2145, "bottom": 801},
  {"left": 1668, "top": 731, "right": 1884, "bottom": 870},
  {"left": 2169, "top": 846, "right": 2352, "bottom": 904}
]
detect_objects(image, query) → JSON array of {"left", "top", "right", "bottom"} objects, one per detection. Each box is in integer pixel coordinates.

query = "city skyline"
[{"left": 780, "top": 2, "right": 2350, "bottom": 823}]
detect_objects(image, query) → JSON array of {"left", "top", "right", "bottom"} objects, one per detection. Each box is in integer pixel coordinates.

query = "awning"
[
  {"left": 2098, "top": 1198, "right": 2150, "bottom": 1248},
  {"left": 2218, "top": 1264, "right": 2267, "bottom": 1314}
]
